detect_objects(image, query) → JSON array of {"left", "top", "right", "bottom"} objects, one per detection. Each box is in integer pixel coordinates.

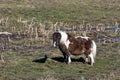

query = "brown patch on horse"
[
  {"left": 68, "top": 36, "right": 92, "bottom": 55},
  {"left": 59, "top": 43, "right": 70, "bottom": 55},
  {"left": 84, "top": 38, "right": 92, "bottom": 54}
]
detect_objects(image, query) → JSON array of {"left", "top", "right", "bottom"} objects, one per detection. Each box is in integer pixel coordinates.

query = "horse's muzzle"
[{"left": 53, "top": 42, "right": 57, "bottom": 48}]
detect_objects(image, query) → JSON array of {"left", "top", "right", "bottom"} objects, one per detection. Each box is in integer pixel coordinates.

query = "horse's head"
[
  {"left": 53, "top": 32, "right": 61, "bottom": 48},
  {"left": 53, "top": 30, "right": 69, "bottom": 48}
]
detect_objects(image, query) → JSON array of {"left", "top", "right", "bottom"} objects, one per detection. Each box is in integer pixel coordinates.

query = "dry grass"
[{"left": 0, "top": 0, "right": 120, "bottom": 23}]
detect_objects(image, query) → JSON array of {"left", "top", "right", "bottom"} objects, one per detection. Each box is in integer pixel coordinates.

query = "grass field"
[
  {"left": 0, "top": 0, "right": 120, "bottom": 80},
  {"left": 0, "top": 42, "right": 120, "bottom": 80},
  {"left": 0, "top": 0, "right": 120, "bottom": 24}
]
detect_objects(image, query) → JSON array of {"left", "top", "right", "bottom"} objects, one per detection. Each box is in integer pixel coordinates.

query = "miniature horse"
[{"left": 53, "top": 30, "right": 97, "bottom": 66}]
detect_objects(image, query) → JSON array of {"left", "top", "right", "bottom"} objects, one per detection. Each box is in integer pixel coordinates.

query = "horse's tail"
[{"left": 91, "top": 40, "right": 97, "bottom": 59}]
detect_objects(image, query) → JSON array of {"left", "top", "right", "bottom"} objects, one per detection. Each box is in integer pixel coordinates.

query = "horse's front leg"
[
  {"left": 66, "top": 55, "right": 71, "bottom": 64},
  {"left": 63, "top": 53, "right": 67, "bottom": 63},
  {"left": 63, "top": 53, "right": 71, "bottom": 64},
  {"left": 59, "top": 44, "right": 71, "bottom": 64}
]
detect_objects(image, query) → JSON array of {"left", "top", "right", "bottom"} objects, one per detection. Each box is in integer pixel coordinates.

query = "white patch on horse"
[
  {"left": 89, "top": 41, "right": 97, "bottom": 65},
  {"left": 89, "top": 53, "right": 94, "bottom": 66},
  {"left": 91, "top": 41, "right": 97, "bottom": 59},
  {"left": 58, "top": 31, "right": 70, "bottom": 49},
  {"left": 65, "top": 40, "right": 70, "bottom": 49},
  {"left": 76, "top": 36, "right": 89, "bottom": 40},
  {"left": 68, "top": 56, "right": 71, "bottom": 64}
]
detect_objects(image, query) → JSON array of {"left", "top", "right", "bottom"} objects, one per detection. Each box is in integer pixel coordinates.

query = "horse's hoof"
[{"left": 90, "top": 63, "right": 94, "bottom": 66}]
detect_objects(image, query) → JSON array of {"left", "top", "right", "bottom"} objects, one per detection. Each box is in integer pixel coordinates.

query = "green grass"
[{"left": 0, "top": 43, "right": 120, "bottom": 80}]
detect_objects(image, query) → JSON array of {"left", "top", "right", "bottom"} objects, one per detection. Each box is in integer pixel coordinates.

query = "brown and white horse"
[{"left": 53, "top": 30, "right": 97, "bottom": 66}]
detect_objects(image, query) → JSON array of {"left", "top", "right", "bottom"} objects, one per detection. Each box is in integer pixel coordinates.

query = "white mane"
[
  {"left": 58, "top": 30, "right": 70, "bottom": 48},
  {"left": 58, "top": 31, "right": 68, "bottom": 43}
]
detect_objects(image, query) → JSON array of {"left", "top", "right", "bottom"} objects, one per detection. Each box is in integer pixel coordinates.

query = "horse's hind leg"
[
  {"left": 85, "top": 55, "right": 89, "bottom": 63},
  {"left": 89, "top": 53, "right": 94, "bottom": 66}
]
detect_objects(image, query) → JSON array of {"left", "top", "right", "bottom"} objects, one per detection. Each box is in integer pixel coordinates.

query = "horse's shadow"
[
  {"left": 32, "top": 55, "right": 48, "bottom": 63},
  {"left": 52, "top": 57, "right": 85, "bottom": 63},
  {"left": 32, "top": 57, "right": 47, "bottom": 63},
  {"left": 33, "top": 55, "right": 85, "bottom": 64}
]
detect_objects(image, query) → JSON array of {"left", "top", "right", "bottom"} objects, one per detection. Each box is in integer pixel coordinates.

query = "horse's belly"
[{"left": 70, "top": 49, "right": 84, "bottom": 55}]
